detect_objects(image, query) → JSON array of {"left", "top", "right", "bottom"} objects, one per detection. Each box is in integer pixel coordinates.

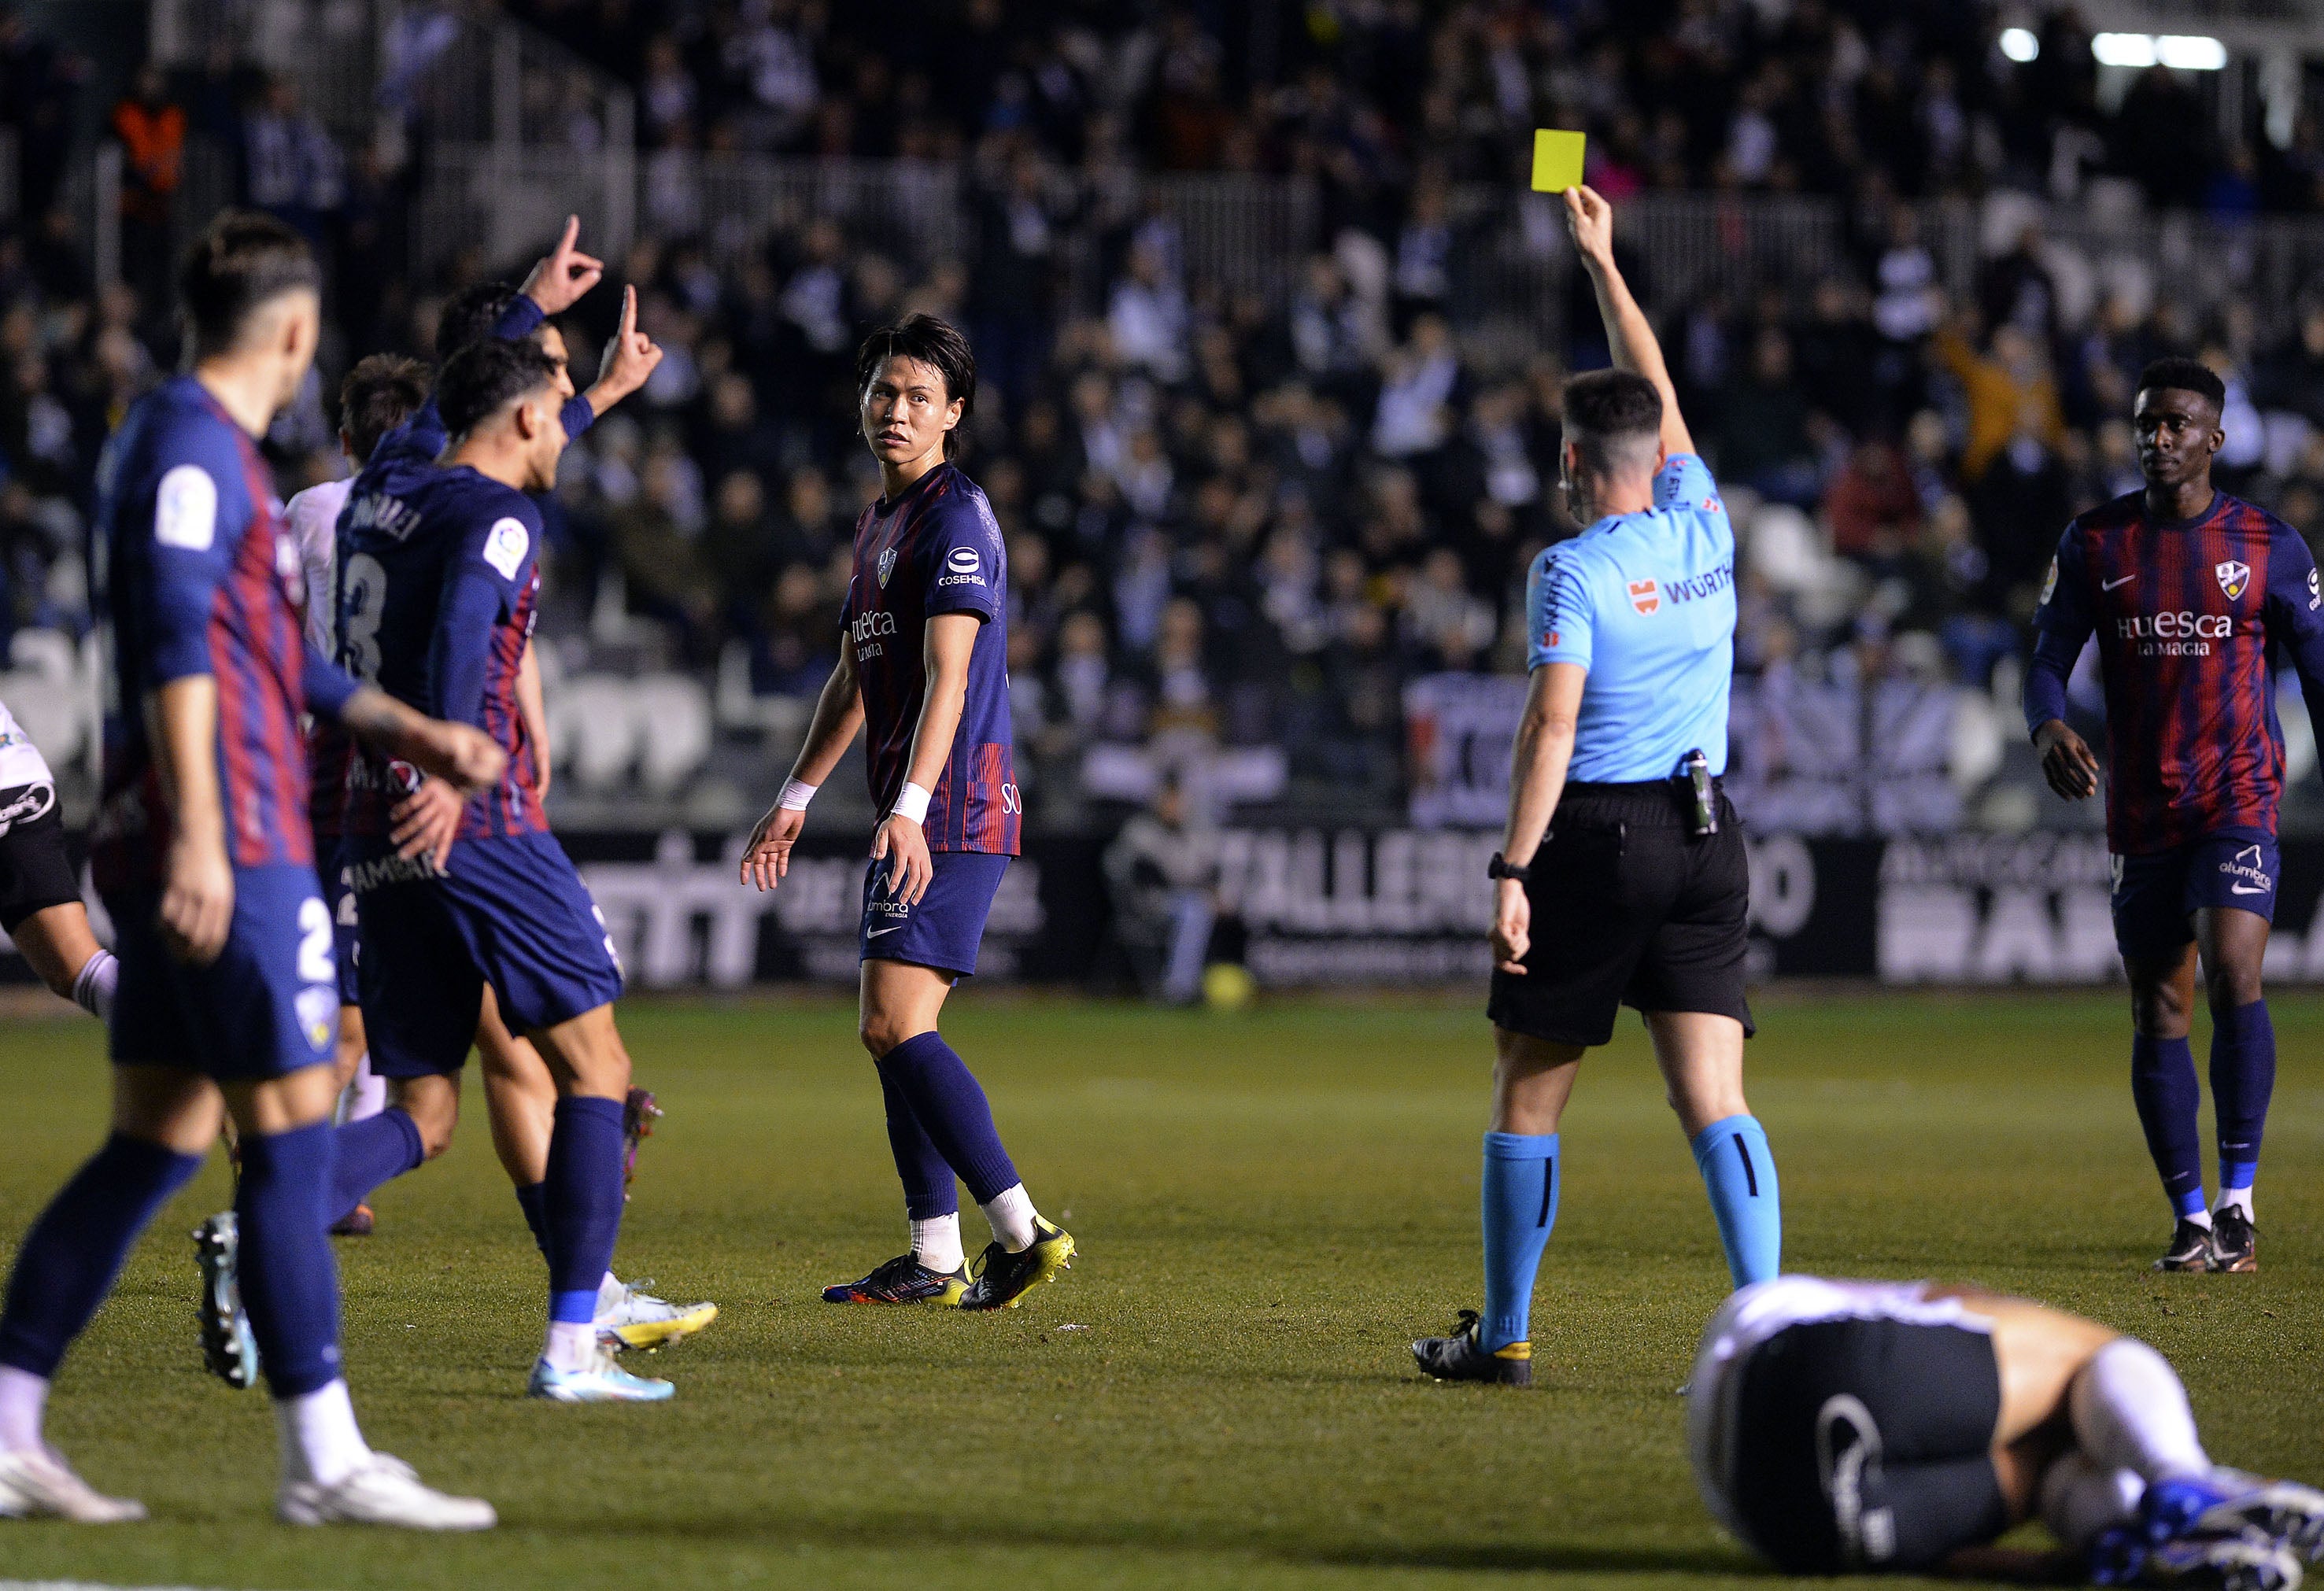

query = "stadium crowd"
[{"left": 10, "top": 2, "right": 2324, "bottom": 821}]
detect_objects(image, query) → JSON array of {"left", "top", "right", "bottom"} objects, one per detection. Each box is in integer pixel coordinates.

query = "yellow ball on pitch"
[{"left": 1202, "top": 962, "right": 1254, "bottom": 1011}]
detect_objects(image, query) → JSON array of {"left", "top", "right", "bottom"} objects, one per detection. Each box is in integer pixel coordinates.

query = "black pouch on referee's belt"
[{"left": 1679, "top": 749, "right": 1718, "bottom": 838}]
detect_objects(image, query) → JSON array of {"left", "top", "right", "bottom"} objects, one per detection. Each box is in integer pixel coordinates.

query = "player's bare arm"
[
  {"left": 517, "top": 637, "right": 550, "bottom": 802},
  {"left": 741, "top": 644, "right": 864, "bottom": 891},
  {"left": 338, "top": 685, "right": 508, "bottom": 793},
  {"left": 146, "top": 676, "right": 233, "bottom": 965},
  {"left": 583, "top": 284, "right": 663, "bottom": 419},
  {"left": 872, "top": 611, "right": 978, "bottom": 907},
  {"left": 1563, "top": 185, "right": 1693, "bottom": 458},
  {"left": 2032, "top": 718, "right": 2100, "bottom": 800},
  {"left": 1493, "top": 661, "right": 1586, "bottom": 975},
  {"left": 518, "top": 215, "right": 603, "bottom": 318}
]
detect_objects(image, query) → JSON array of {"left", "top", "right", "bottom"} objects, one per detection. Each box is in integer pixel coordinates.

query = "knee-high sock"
[
  {"left": 2040, "top": 1453, "right": 2145, "bottom": 1551},
  {"left": 327, "top": 1108, "right": 423, "bottom": 1225},
  {"left": 2209, "top": 1000, "right": 2274, "bottom": 1201},
  {"left": 874, "top": 1055, "right": 959, "bottom": 1220},
  {"left": 236, "top": 1123, "right": 345, "bottom": 1399},
  {"left": 1479, "top": 1131, "right": 1557, "bottom": 1353},
  {"left": 515, "top": 1179, "right": 549, "bottom": 1257},
  {"left": 542, "top": 1097, "right": 625, "bottom": 1327},
  {"left": 2130, "top": 1035, "right": 2206, "bottom": 1220},
  {"left": 875, "top": 1032, "right": 1019, "bottom": 1205},
  {"left": 1690, "top": 1114, "right": 1781, "bottom": 1288},
  {"left": 0, "top": 1133, "right": 202, "bottom": 1379},
  {"left": 2070, "top": 1338, "right": 2209, "bottom": 1482}
]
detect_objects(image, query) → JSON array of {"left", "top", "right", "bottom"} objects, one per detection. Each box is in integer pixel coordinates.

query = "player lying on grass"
[
  {"left": 741, "top": 313, "right": 1074, "bottom": 1312},
  {"left": 1690, "top": 1275, "right": 2324, "bottom": 1587},
  {"left": 2025, "top": 358, "right": 2324, "bottom": 1275},
  {"left": 0, "top": 695, "right": 116, "bottom": 1020},
  {"left": 0, "top": 212, "right": 501, "bottom": 1528},
  {"left": 311, "top": 325, "right": 695, "bottom": 1403},
  {"left": 1414, "top": 184, "right": 1775, "bottom": 1386}
]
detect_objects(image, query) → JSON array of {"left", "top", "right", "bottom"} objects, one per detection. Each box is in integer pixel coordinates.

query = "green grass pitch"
[{"left": 1, "top": 989, "right": 2320, "bottom": 1589}]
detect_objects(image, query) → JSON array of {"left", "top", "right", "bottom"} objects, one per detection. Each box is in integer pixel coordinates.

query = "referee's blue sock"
[
  {"left": 327, "top": 1107, "right": 423, "bottom": 1227},
  {"left": 2130, "top": 1034, "right": 2208, "bottom": 1220},
  {"left": 1690, "top": 1115, "right": 1780, "bottom": 1289},
  {"left": 2209, "top": 1000, "right": 2274, "bottom": 1216},
  {"left": 1479, "top": 1131, "right": 1557, "bottom": 1353}
]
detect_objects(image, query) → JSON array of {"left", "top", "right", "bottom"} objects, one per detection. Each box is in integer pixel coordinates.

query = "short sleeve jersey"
[
  {"left": 90, "top": 375, "right": 323, "bottom": 889},
  {"left": 844, "top": 462, "right": 1019, "bottom": 855},
  {"left": 286, "top": 475, "right": 353, "bottom": 836},
  {"left": 1524, "top": 453, "right": 1738, "bottom": 783},
  {"left": 338, "top": 457, "right": 545, "bottom": 843},
  {"left": 2030, "top": 490, "right": 2324, "bottom": 854}
]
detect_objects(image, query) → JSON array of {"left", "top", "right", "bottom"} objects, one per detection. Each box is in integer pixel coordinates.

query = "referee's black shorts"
[{"left": 1487, "top": 780, "right": 1753, "bottom": 1047}]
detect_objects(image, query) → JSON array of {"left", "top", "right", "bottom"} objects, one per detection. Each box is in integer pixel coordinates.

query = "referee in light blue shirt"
[{"left": 1414, "top": 186, "right": 1781, "bottom": 1386}]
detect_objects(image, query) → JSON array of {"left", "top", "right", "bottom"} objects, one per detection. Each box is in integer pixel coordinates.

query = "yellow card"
[{"left": 1531, "top": 129, "right": 1586, "bottom": 193}]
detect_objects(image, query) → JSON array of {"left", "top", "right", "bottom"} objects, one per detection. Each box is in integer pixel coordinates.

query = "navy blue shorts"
[
  {"left": 351, "top": 830, "right": 623, "bottom": 1079},
  {"left": 321, "top": 835, "right": 360, "bottom": 1005},
  {"left": 105, "top": 862, "right": 339, "bottom": 1079},
  {"left": 2112, "top": 834, "right": 2279, "bottom": 960},
  {"left": 859, "top": 851, "right": 1010, "bottom": 978}
]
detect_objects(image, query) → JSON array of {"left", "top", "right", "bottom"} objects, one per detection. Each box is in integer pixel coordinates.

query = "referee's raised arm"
[{"left": 1564, "top": 185, "right": 1692, "bottom": 459}]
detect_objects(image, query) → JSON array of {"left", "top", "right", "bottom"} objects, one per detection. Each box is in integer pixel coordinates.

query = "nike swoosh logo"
[
  {"left": 2230, "top": 883, "right": 2270, "bottom": 895},
  {"left": 2102, "top": 574, "right": 2135, "bottom": 591},
  {"left": 866, "top": 924, "right": 906, "bottom": 936}
]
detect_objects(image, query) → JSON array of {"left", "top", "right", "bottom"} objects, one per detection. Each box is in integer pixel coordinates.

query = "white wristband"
[
  {"left": 891, "top": 782, "right": 933, "bottom": 825},
  {"left": 778, "top": 777, "right": 818, "bottom": 811}
]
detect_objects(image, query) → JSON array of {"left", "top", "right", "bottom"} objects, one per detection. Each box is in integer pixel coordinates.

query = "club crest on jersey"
[
  {"left": 1628, "top": 578, "right": 1661, "bottom": 615},
  {"left": 2216, "top": 559, "right": 2251, "bottom": 600},
  {"left": 877, "top": 547, "right": 896, "bottom": 588}
]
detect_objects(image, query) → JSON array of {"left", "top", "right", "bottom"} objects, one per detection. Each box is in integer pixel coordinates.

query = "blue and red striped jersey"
[
  {"left": 2030, "top": 489, "right": 2324, "bottom": 854},
  {"left": 338, "top": 457, "right": 545, "bottom": 843},
  {"left": 91, "top": 375, "right": 358, "bottom": 889},
  {"left": 844, "top": 462, "right": 1020, "bottom": 855}
]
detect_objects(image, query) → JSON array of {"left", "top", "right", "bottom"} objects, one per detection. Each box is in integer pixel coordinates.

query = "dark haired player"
[
  {"left": 1415, "top": 186, "right": 1776, "bottom": 1386},
  {"left": 0, "top": 693, "right": 115, "bottom": 1019},
  {"left": 2026, "top": 358, "right": 2324, "bottom": 1275},
  {"left": 741, "top": 313, "right": 1076, "bottom": 1311},
  {"left": 0, "top": 213, "right": 504, "bottom": 1526},
  {"left": 331, "top": 322, "right": 695, "bottom": 1401},
  {"left": 1688, "top": 1275, "right": 2324, "bottom": 1584}
]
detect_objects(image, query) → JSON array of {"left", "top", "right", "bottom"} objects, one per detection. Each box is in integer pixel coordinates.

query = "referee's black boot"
[{"left": 1412, "top": 1309, "right": 1533, "bottom": 1386}]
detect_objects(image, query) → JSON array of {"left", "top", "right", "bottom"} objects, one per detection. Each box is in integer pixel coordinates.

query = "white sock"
[
  {"left": 911, "top": 1213, "right": 964, "bottom": 1274},
  {"left": 2039, "top": 1453, "right": 2145, "bottom": 1550},
  {"left": 2182, "top": 1207, "right": 2214, "bottom": 1231},
  {"left": 545, "top": 1319, "right": 597, "bottom": 1372},
  {"left": 2216, "top": 1186, "right": 2254, "bottom": 1221},
  {"left": 978, "top": 1183, "right": 1039, "bottom": 1253},
  {"left": 2071, "top": 1338, "right": 2211, "bottom": 1482},
  {"left": 274, "top": 1379, "right": 371, "bottom": 1489},
  {"left": 594, "top": 1272, "right": 626, "bottom": 1316},
  {"left": 0, "top": 1365, "right": 49, "bottom": 1456},
  {"left": 70, "top": 950, "right": 116, "bottom": 1022},
  {"left": 345, "top": 1050, "right": 386, "bottom": 1124}
]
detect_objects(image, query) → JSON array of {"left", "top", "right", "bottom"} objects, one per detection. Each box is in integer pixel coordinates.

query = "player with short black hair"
[
  {"left": 2026, "top": 357, "right": 2324, "bottom": 1275},
  {"left": 1414, "top": 186, "right": 1777, "bottom": 1386},
  {"left": 740, "top": 312, "right": 1076, "bottom": 1312},
  {"left": 1689, "top": 1275, "right": 2323, "bottom": 1584},
  {"left": 0, "top": 211, "right": 504, "bottom": 1527}
]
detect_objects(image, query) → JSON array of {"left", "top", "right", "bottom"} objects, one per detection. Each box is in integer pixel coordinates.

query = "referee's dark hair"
[
  {"left": 338, "top": 353, "right": 430, "bottom": 467},
  {"left": 438, "top": 338, "right": 562, "bottom": 440},
  {"left": 2136, "top": 356, "right": 2226, "bottom": 414},
  {"left": 856, "top": 313, "right": 976, "bottom": 459},
  {"left": 178, "top": 211, "right": 321, "bottom": 359},
  {"left": 1561, "top": 367, "right": 1664, "bottom": 478}
]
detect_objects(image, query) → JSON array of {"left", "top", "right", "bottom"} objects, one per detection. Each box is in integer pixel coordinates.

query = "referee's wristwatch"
[{"left": 1487, "top": 852, "right": 1531, "bottom": 883}]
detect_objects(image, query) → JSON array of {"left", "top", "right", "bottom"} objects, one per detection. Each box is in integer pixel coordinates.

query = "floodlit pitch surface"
[{"left": 1, "top": 991, "right": 2319, "bottom": 1590}]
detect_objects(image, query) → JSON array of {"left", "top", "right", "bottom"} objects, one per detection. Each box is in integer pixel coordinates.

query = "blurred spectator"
[
  {"left": 241, "top": 74, "right": 343, "bottom": 248},
  {"left": 109, "top": 65, "right": 186, "bottom": 316}
]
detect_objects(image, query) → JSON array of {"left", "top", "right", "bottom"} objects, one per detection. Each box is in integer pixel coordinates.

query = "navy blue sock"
[
  {"left": 2131, "top": 1034, "right": 2207, "bottom": 1218},
  {"left": 1479, "top": 1131, "right": 1557, "bottom": 1353},
  {"left": 515, "top": 1180, "right": 549, "bottom": 1258},
  {"left": 876, "top": 1031, "right": 1019, "bottom": 1205},
  {"left": 327, "top": 1107, "right": 423, "bottom": 1225},
  {"left": 235, "top": 1123, "right": 345, "bottom": 1398},
  {"left": 0, "top": 1133, "right": 203, "bottom": 1378},
  {"left": 1690, "top": 1114, "right": 1783, "bottom": 1288},
  {"left": 874, "top": 1058, "right": 960, "bottom": 1220},
  {"left": 2209, "top": 1000, "right": 2274, "bottom": 1197},
  {"left": 543, "top": 1097, "right": 625, "bottom": 1324}
]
